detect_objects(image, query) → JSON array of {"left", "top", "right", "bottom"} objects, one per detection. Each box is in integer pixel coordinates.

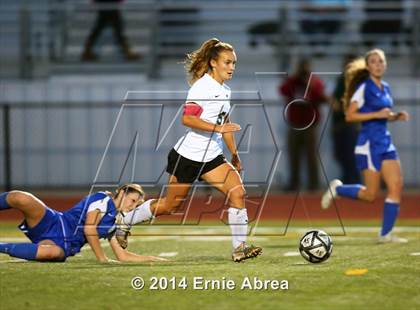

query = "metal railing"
[
  {"left": 0, "top": 0, "right": 419, "bottom": 78},
  {"left": 1, "top": 99, "right": 419, "bottom": 190}
]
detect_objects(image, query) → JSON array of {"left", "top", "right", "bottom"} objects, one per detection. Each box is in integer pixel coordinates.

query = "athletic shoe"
[
  {"left": 321, "top": 179, "right": 343, "bottom": 210},
  {"left": 232, "top": 243, "right": 262, "bottom": 262},
  {"left": 115, "top": 228, "right": 130, "bottom": 249},
  {"left": 114, "top": 212, "right": 131, "bottom": 249},
  {"left": 378, "top": 232, "right": 408, "bottom": 244}
]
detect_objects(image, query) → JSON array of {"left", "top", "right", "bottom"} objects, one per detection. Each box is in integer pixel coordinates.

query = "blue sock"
[
  {"left": 381, "top": 199, "right": 399, "bottom": 236},
  {"left": 336, "top": 184, "right": 363, "bottom": 199},
  {"left": 0, "top": 243, "right": 39, "bottom": 261},
  {"left": 0, "top": 192, "right": 11, "bottom": 210}
]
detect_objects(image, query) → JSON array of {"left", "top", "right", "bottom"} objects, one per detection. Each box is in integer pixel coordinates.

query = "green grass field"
[{"left": 1, "top": 221, "right": 419, "bottom": 310}]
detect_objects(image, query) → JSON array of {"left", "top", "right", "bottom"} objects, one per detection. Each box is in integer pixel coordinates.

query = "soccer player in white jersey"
[{"left": 117, "top": 38, "right": 262, "bottom": 262}]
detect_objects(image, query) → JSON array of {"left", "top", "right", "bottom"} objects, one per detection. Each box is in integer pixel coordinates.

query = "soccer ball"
[{"left": 299, "top": 230, "right": 333, "bottom": 263}]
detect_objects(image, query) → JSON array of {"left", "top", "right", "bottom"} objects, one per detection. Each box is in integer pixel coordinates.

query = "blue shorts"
[
  {"left": 18, "top": 207, "right": 82, "bottom": 259},
  {"left": 355, "top": 148, "right": 398, "bottom": 172}
]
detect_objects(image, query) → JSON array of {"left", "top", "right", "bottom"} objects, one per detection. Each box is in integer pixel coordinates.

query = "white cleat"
[
  {"left": 321, "top": 179, "right": 343, "bottom": 210},
  {"left": 378, "top": 232, "right": 408, "bottom": 244}
]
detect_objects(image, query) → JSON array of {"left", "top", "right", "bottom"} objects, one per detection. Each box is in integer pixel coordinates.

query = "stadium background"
[
  {"left": 0, "top": 0, "right": 419, "bottom": 222},
  {"left": 0, "top": 1, "right": 419, "bottom": 310}
]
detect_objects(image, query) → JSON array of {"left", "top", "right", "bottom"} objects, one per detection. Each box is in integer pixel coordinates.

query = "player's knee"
[
  {"left": 157, "top": 199, "right": 183, "bottom": 215},
  {"left": 162, "top": 205, "right": 177, "bottom": 215},
  {"left": 389, "top": 177, "right": 403, "bottom": 196},
  {"left": 395, "top": 178, "right": 403, "bottom": 194},
  {"left": 7, "top": 191, "right": 33, "bottom": 206},
  {"left": 229, "top": 186, "right": 246, "bottom": 203},
  {"left": 38, "top": 246, "right": 65, "bottom": 262},
  {"left": 364, "top": 190, "right": 377, "bottom": 203}
]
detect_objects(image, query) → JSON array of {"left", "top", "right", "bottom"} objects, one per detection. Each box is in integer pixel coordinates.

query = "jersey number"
[{"left": 216, "top": 112, "right": 227, "bottom": 125}]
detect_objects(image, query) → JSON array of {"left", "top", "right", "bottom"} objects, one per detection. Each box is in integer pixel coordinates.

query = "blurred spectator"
[
  {"left": 331, "top": 54, "right": 360, "bottom": 184},
  {"left": 362, "top": 0, "right": 403, "bottom": 47},
  {"left": 81, "top": 0, "right": 139, "bottom": 61},
  {"left": 300, "top": 0, "right": 350, "bottom": 46},
  {"left": 279, "top": 59, "right": 327, "bottom": 191}
]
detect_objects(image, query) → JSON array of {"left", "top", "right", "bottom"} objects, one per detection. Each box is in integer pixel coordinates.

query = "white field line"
[
  {"left": 0, "top": 236, "right": 269, "bottom": 243},
  {"left": 333, "top": 237, "right": 375, "bottom": 241},
  {"left": 0, "top": 227, "right": 417, "bottom": 244},
  {"left": 182, "top": 236, "right": 269, "bottom": 241},
  {"left": 252, "top": 226, "right": 420, "bottom": 234},
  {"left": 128, "top": 226, "right": 420, "bottom": 234},
  {"left": 0, "top": 238, "right": 28, "bottom": 242},
  {"left": 158, "top": 252, "right": 178, "bottom": 257},
  {"left": 0, "top": 259, "right": 27, "bottom": 264}
]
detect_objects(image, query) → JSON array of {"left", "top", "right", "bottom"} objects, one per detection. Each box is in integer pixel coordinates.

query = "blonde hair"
[
  {"left": 115, "top": 183, "right": 145, "bottom": 199},
  {"left": 184, "top": 38, "right": 234, "bottom": 85},
  {"left": 343, "top": 48, "right": 386, "bottom": 110}
]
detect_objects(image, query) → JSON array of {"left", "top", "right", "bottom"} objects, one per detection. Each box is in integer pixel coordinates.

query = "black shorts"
[{"left": 166, "top": 148, "right": 226, "bottom": 184}]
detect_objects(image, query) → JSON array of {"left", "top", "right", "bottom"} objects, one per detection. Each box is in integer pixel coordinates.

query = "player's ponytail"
[
  {"left": 184, "top": 38, "right": 234, "bottom": 85},
  {"left": 342, "top": 48, "right": 386, "bottom": 110},
  {"left": 342, "top": 57, "right": 369, "bottom": 110}
]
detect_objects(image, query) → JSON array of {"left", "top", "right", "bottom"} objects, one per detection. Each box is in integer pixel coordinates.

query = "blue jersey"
[
  {"left": 351, "top": 78, "right": 398, "bottom": 171},
  {"left": 19, "top": 192, "right": 118, "bottom": 258},
  {"left": 63, "top": 192, "right": 118, "bottom": 252}
]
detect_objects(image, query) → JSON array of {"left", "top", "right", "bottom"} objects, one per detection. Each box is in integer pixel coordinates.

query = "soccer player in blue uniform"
[
  {"left": 321, "top": 49, "right": 410, "bottom": 243},
  {"left": 0, "top": 183, "right": 165, "bottom": 262}
]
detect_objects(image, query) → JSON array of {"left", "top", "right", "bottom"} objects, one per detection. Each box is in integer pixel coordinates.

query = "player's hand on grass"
[
  {"left": 148, "top": 256, "right": 169, "bottom": 262},
  {"left": 98, "top": 256, "right": 110, "bottom": 263},
  {"left": 98, "top": 256, "right": 120, "bottom": 264},
  {"left": 218, "top": 123, "right": 241, "bottom": 133}
]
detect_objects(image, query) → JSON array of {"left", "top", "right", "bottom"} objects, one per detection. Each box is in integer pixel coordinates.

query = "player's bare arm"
[
  {"left": 84, "top": 209, "right": 109, "bottom": 262},
  {"left": 346, "top": 102, "right": 393, "bottom": 122},
  {"left": 109, "top": 238, "right": 167, "bottom": 262},
  {"left": 182, "top": 113, "right": 241, "bottom": 133},
  {"left": 222, "top": 116, "right": 242, "bottom": 171}
]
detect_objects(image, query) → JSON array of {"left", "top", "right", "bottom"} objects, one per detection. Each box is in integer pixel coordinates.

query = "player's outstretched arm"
[
  {"left": 109, "top": 238, "right": 167, "bottom": 262},
  {"left": 84, "top": 210, "right": 110, "bottom": 263}
]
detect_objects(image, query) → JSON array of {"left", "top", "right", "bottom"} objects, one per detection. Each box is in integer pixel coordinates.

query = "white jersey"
[{"left": 174, "top": 73, "right": 231, "bottom": 162}]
